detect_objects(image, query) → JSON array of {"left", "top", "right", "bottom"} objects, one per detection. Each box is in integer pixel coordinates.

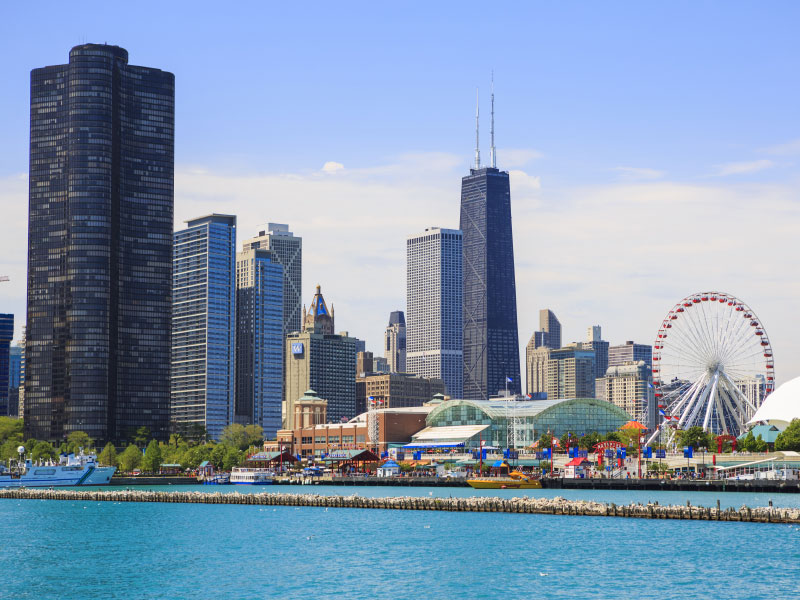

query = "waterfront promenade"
[{"left": 3, "top": 487, "right": 798, "bottom": 524}]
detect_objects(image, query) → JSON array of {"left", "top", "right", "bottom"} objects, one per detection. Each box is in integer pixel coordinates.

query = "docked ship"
[
  {"left": 229, "top": 467, "right": 275, "bottom": 485},
  {"left": 467, "top": 470, "right": 542, "bottom": 490},
  {"left": 0, "top": 447, "right": 116, "bottom": 488}
]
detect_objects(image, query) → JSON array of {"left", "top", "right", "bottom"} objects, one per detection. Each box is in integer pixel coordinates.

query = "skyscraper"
[
  {"left": 406, "top": 227, "right": 463, "bottom": 398},
  {"left": 285, "top": 286, "right": 356, "bottom": 428},
  {"left": 171, "top": 215, "right": 237, "bottom": 441},
  {"left": 384, "top": 311, "right": 406, "bottom": 373},
  {"left": 242, "top": 224, "right": 302, "bottom": 337},
  {"left": 581, "top": 325, "right": 609, "bottom": 390},
  {"left": 0, "top": 314, "right": 12, "bottom": 416},
  {"left": 608, "top": 341, "right": 653, "bottom": 370},
  {"left": 526, "top": 309, "right": 562, "bottom": 394},
  {"left": 546, "top": 345, "right": 596, "bottom": 400},
  {"left": 235, "top": 247, "right": 284, "bottom": 439},
  {"left": 460, "top": 88, "right": 520, "bottom": 399},
  {"left": 8, "top": 345, "right": 23, "bottom": 418},
  {"left": 26, "top": 44, "right": 174, "bottom": 443}
]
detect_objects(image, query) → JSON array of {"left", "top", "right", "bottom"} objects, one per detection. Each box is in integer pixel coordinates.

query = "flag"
[
  {"left": 526, "top": 393, "right": 532, "bottom": 399},
  {"left": 647, "top": 382, "right": 654, "bottom": 389},
  {"left": 659, "top": 409, "right": 666, "bottom": 416},
  {"left": 506, "top": 376, "right": 513, "bottom": 383}
]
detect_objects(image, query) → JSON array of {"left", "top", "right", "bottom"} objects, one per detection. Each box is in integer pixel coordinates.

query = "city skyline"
[{"left": 1, "top": 4, "right": 799, "bottom": 389}]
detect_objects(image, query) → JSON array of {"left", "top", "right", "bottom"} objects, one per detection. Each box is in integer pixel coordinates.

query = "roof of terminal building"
[{"left": 427, "top": 397, "right": 630, "bottom": 421}]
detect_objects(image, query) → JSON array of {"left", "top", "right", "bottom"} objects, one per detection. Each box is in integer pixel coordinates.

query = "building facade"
[
  {"left": 242, "top": 224, "right": 302, "bottom": 337},
  {"left": 355, "top": 372, "right": 446, "bottom": 414},
  {"left": 461, "top": 167, "right": 521, "bottom": 400},
  {"left": 26, "top": 44, "right": 174, "bottom": 443},
  {"left": 274, "top": 406, "right": 431, "bottom": 458},
  {"left": 528, "top": 309, "right": 562, "bottom": 351},
  {"left": 384, "top": 310, "right": 406, "bottom": 373},
  {"left": 171, "top": 215, "right": 236, "bottom": 441},
  {"left": 235, "top": 247, "right": 284, "bottom": 438},
  {"left": 284, "top": 286, "right": 356, "bottom": 429},
  {"left": 608, "top": 341, "right": 653, "bottom": 369},
  {"left": 406, "top": 227, "right": 463, "bottom": 398},
  {"left": 581, "top": 325, "right": 609, "bottom": 389},
  {"left": 546, "top": 345, "right": 596, "bottom": 400},
  {"left": 526, "top": 346, "right": 551, "bottom": 397},
  {"left": 0, "top": 314, "right": 12, "bottom": 416},
  {"left": 8, "top": 345, "right": 23, "bottom": 418},
  {"left": 595, "top": 361, "right": 654, "bottom": 428}
]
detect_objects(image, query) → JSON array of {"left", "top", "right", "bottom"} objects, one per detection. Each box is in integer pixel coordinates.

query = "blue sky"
[{"left": 1, "top": 2, "right": 799, "bottom": 386}]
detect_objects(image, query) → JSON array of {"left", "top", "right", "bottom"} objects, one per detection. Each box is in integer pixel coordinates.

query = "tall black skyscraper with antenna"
[{"left": 460, "top": 80, "right": 521, "bottom": 399}]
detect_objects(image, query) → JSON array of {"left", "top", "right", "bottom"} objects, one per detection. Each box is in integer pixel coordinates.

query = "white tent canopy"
[{"left": 748, "top": 376, "right": 800, "bottom": 429}]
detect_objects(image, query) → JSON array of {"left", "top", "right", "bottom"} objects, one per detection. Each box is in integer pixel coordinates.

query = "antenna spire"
[
  {"left": 490, "top": 72, "right": 496, "bottom": 168},
  {"left": 474, "top": 87, "right": 481, "bottom": 170}
]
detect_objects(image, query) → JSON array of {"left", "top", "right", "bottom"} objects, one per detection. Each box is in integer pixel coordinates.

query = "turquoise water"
[{"left": 2, "top": 486, "right": 799, "bottom": 599}]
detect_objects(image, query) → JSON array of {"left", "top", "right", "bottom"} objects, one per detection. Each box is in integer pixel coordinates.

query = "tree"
[
  {"left": 141, "top": 439, "right": 162, "bottom": 473},
  {"left": 210, "top": 444, "right": 227, "bottom": 469},
  {"left": 753, "top": 434, "right": 768, "bottom": 453},
  {"left": 220, "top": 424, "right": 253, "bottom": 450},
  {"left": 537, "top": 433, "right": 553, "bottom": 451},
  {"left": 775, "top": 419, "right": 800, "bottom": 452},
  {"left": 31, "top": 440, "right": 57, "bottom": 462},
  {"left": 98, "top": 442, "right": 118, "bottom": 467},
  {"left": 579, "top": 432, "right": 602, "bottom": 451},
  {"left": 678, "top": 427, "right": 712, "bottom": 450},
  {"left": 119, "top": 444, "right": 143, "bottom": 473},
  {"left": 0, "top": 416, "right": 23, "bottom": 444},
  {"left": 222, "top": 447, "right": 244, "bottom": 471},
  {"left": 65, "top": 431, "right": 94, "bottom": 454},
  {"left": 244, "top": 424, "right": 264, "bottom": 447},
  {"left": 133, "top": 426, "right": 151, "bottom": 447},
  {"left": 739, "top": 430, "right": 756, "bottom": 452}
]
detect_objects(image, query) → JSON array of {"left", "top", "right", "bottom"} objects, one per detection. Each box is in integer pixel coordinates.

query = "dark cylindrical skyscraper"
[{"left": 26, "top": 44, "right": 174, "bottom": 443}]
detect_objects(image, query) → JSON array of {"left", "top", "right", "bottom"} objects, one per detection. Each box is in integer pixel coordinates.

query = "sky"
[{"left": 1, "top": 2, "right": 798, "bottom": 388}]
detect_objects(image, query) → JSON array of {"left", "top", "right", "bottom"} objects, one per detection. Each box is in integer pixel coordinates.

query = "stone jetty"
[{"left": 1, "top": 488, "right": 797, "bottom": 524}]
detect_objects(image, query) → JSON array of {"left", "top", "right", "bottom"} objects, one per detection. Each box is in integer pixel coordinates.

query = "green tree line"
[{"left": 0, "top": 418, "right": 265, "bottom": 473}]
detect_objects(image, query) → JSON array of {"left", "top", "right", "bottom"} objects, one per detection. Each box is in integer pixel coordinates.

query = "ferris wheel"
[{"left": 649, "top": 292, "right": 774, "bottom": 444}]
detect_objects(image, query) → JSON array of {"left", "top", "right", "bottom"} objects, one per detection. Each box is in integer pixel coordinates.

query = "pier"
[{"left": 2, "top": 488, "right": 799, "bottom": 524}]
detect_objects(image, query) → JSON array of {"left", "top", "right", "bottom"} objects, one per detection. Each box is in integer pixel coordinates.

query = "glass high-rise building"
[
  {"left": 406, "top": 227, "right": 463, "bottom": 398},
  {"left": 242, "top": 224, "right": 302, "bottom": 337},
  {"left": 8, "top": 345, "right": 23, "bottom": 418},
  {"left": 461, "top": 165, "right": 521, "bottom": 399},
  {"left": 0, "top": 314, "right": 12, "bottom": 416},
  {"left": 236, "top": 247, "right": 284, "bottom": 439},
  {"left": 172, "top": 215, "right": 237, "bottom": 441},
  {"left": 26, "top": 44, "right": 174, "bottom": 442}
]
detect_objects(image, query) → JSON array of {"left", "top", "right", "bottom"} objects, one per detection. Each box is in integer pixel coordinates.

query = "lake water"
[{"left": 2, "top": 485, "right": 799, "bottom": 599}]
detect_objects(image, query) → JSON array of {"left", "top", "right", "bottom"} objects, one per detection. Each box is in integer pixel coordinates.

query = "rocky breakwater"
[{"left": 1, "top": 488, "right": 798, "bottom": 524}]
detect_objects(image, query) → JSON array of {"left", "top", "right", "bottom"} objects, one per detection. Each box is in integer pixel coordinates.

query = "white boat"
[
  {"left": 0, "top": 447, "right": 117, "bottom": 488},
  {"left": 230, "top": 467, "right": 274, "bottom": 485}
]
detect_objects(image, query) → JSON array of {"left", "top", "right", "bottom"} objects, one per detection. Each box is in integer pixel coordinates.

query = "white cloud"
[
  {"left": 714, "top": 159, "right": 774, "bottom": 176},
  {"left": 0, "top": 173, "right": 30, "bottom": 342},
  {"left": 499, "top": 148, "right": 544, "bottom": 168},
  {"left": 612, "top": 166, "right": 665, "bottom": 181},
  {"left": 762, "top": 138, "right": 800, "bottom": 156},
  {"left": 321, "top": 161, "right": 344, "bottom": 174}
]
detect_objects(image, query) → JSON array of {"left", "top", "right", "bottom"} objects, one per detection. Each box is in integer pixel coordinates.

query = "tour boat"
[
  {"left": 0, "top": 447, "right": 116, "bottom": 488},
  {"left": 229, "top": 467, "right": 275, "bottom": 485},
  {"left": 467, "top": 470, "right": 542, "bottom": 490}
]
